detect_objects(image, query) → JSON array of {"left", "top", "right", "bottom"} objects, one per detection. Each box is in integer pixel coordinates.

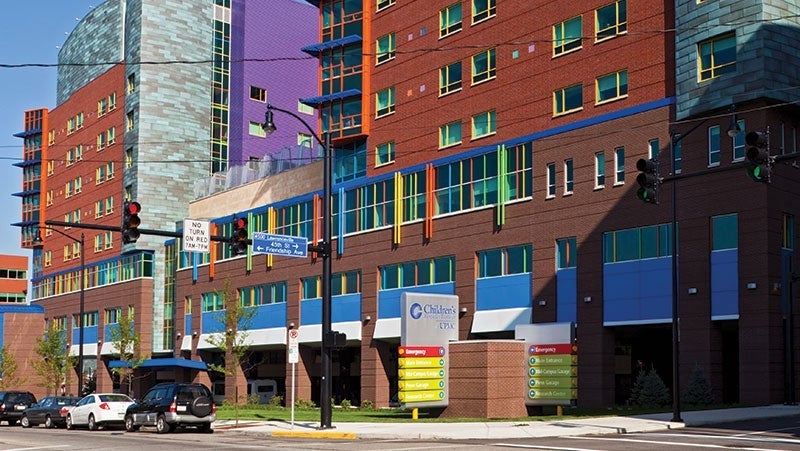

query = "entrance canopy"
[{"left": 108, "top": 357, "right": 208, "bottom": 371}]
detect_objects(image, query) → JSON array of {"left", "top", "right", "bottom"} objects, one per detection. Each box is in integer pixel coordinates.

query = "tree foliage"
[
  {"left": 206, "top": 279, "right": 256, "bottom": 409},
  {"left": 683, "top": 363, "right": 714, "bottom": 405},
  {"left": 0, "top": 345, "right": 26, "bottom": 389},
  {"left": 33, "top": 322, "right": 74, "bottom": 394},
  {"left": 108, "top": 310, "right": 145, "bottom": 396},
  {"left": 628, "top": 368, "right": 671, "bottom": 407}
]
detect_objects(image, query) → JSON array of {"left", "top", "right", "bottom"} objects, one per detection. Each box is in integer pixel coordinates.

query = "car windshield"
[{"left": 98, "top": 394, "right": 132, "bottom": 403}]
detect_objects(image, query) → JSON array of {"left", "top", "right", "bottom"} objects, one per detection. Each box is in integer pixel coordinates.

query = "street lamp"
[
  {"left": 263, "top": 103, "right": 334, "bottom": 429},
  {"left": 34, "top": 227, "right": 85, "bottom": 396}
]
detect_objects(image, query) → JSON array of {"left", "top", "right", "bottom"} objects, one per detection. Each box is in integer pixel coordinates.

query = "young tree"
[
  {"left": 206, "top": 279, "right": 256, "bottom": 422},
  {"left": 0, "top": 345, "right": 26, "bottom": 389},
  {"left": 108, "top": 309, "right": 144, "bottom": 397},
  {"left": 33, "top": 322, "right": 74, "bottom": 395}
]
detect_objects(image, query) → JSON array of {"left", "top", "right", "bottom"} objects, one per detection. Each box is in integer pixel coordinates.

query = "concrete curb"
[{"left": 271, "top": 430, "right": 357, "bottom": 439}]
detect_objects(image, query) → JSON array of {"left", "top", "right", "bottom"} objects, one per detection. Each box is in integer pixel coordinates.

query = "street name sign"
[
  {"left": 252, "top": 232, "right": 308, "bottom": 258},
  {"left": 182, "top": 219, "right": 210, "bottom": 253}
]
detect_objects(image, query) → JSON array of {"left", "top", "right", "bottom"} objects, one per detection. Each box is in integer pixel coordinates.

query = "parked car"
[
  {"left": 0, "top": 391, "right": 37, "bottom": 426},
  {"left": 125, "top": 382, "right": 215, "bottom": 434},
  {"left": 66, "top": 393, "right": 134, "bottom": 430},
  {"left": 20, "top": 396, "right": 81, "bottom": 428}
]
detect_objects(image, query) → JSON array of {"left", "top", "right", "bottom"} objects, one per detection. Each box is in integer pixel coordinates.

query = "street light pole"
[
  {"left": 34, "top": 227, "right": 85, "bottom": 396},
  {"left": 263, "top": 104, "right": 334, "bottom": 429},
  {"left": 669, "top": 134, "right": 682, "bottom": 423}
]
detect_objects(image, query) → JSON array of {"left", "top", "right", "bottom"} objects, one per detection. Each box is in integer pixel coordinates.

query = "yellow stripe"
[{"left": 271, "top": 430, "right": 357, "bottom": 440}]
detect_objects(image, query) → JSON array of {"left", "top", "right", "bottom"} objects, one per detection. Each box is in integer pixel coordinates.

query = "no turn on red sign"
[{"left": 288, "top": 329, "right": 299, "bottom": 364}]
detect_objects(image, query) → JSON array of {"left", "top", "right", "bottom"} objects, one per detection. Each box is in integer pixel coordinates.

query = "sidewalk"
[{"left": 215, "top": 404, "right": 800, "bottom": 440}]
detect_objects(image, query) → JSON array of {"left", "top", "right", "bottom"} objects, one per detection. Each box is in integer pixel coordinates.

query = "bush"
[
  {"left": 268, "top": 394, "right": 284, "bottom": 407},
  {"left": 294, "top": 398, "right": 317, "bottom": 409},
  {"left": 683, "top": 364, "right": 714, "bottom": 405},
  {"left": 341, "top": 399, "right": 351, "bottom": 409},
  {"left": 246, "top": 394, "right": 260, "bottom": 406},
  {"left": 628, "top": 368, "right": 671, "bottom": 407},
  {"left": 360, "top": 399, "right": 374, "bottom": 410}
]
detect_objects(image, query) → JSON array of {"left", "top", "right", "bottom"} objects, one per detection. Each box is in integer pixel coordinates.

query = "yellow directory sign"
[{"left": 398, "top": 346, "right": 447, "bottom": 407}]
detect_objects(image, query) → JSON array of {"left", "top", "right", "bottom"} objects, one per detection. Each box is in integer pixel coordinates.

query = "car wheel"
[
  {"left": 199, "top": 422, "right": 213, "bottom": 434},
  {"left": 20, "top": 415, "right": 30, "bottom": 428},
  {"left": 44, "top": 415, "right": 54, "bottom": 429},
  {"left": 189, "top": 396, "right": 213, "bottom": 417},
  {"left": 65, "top": 414, "right": 73, "bottom": 430},
  {"left": 155, "top": 414, "right": 170, "bottom": 434},
  {"left": 124, "top": 414, "right": 138, "bottom": 432},
  {"left": 87, "top": 414, "right": 98, "bottom": 431}
]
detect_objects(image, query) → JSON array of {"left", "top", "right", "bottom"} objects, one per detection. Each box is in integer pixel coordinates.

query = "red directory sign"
[
  {"left": 529, "top": 344, "right": 577, "bottom": 355},
  {"left": 398, "top": 346, "right": 446, "bottom": 358}
]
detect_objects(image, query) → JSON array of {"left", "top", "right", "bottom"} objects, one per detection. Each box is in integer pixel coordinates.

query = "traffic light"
[
  {"left": 635, "top": 158, "right": 659, "bottom": 204},
  {"left": 121, "top": 201, "right": 141, "bottom": 244},
  {"left": 745, "top": 131, "right": 770, "bottom": 183},
  {"left": 230, "top": 217, "right": 248, "bottom": 255}
]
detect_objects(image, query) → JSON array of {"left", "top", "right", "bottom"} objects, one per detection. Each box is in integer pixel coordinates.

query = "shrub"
[
  {"left": 341, "top": 399, "right": 351, "bottom": 409},
  {"left": 683, "top": 363, "right": 714, "bottom": 405},
  {"left": 268, "top": 394, "right": 284, "bottom": 407},
  {"left": 360, "top": 399, "right": 374, "bottom": 410},
  {"left": 628, "top": 368, "right": 671, "bottom": 407},
  {"left": 246, "top": 394, "right": 260, "bottom": 406},
  {"left": 294, "top": 398, "right": 317, "bottom": 409}
]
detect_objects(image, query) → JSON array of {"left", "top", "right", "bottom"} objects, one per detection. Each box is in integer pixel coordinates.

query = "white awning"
[
  {"left": 372, "top": 317, "right": 400, "bottom": 339},
  {"left": 69, "top": 343, "right": 98, "bottom": 357},
  {"left": 297, "top": 321, "right": 362, "bottom": 344},
  {"left": 470, "top": 307, "right": 532, "bottom": 333}
]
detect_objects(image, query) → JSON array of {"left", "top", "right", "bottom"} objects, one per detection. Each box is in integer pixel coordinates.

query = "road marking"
[
  {"left": 4, "top": 446, "right": 69, "bottom": 451},
  {"left": 572, "top": 435, "right": 791, "bottom": 450},
  {"left": 632, "top": 432, "right": 800, "bottom": 445},
  {"left": 493, "top": 444, "right": 602, "bottom": 451}
]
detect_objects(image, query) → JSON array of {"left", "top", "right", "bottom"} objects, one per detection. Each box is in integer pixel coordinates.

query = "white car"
[{"left": 66, "top": 393, "right": 134, "bottom": 431}]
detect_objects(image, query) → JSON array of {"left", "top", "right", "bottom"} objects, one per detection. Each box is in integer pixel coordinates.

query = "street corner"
[{"left": 271, "top": 429, "right": 357, "bottom": 440}]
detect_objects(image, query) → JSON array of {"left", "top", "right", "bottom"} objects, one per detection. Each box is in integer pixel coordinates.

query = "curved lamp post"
[
  {"left": 263, "top": 104, "right": 334, "bottom": 429},
  {"left": 34, "top": 227, "right": 85, "bottom": 396}
]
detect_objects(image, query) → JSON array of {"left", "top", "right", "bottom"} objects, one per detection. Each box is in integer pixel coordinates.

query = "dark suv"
[
  {"left": 0, "top": 391, "right": 37, "bottom": 426},
  {"left": 124, "top": 383, "right": 215, "bottom": 433}
]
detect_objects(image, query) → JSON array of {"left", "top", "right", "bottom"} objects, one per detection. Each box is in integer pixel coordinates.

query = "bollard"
[{"left": 412, "top": 408, "right": 418, "bottom": 420}]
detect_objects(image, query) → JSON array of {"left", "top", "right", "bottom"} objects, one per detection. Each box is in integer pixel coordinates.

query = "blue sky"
[{"left": 0, "top": 2, "right": 96, "bottom": 257}]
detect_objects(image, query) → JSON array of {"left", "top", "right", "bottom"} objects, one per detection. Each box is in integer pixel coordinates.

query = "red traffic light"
[
  {"left": 125, "top": 201, "right": 141, "bottom": 215},
  {"left": 235, "top": 217, "right": 247, "bottom": 229}
]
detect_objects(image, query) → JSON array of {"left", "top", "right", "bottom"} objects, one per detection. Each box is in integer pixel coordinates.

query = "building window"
[
  {"left": 94, "top": 235, "right": 103, "bottom": 253},
  {"left": 44, "top": 251, "right": 52, "bottom": 267},
  {"left": 732, "top": 120, "right": 746, "bottom": 161},
  {"left": 104, "top": 231, "right": 113, "bottom": 249},
  {"left": 376, "top": 33, "right": 396, "bottom": 65},
  {"left": 380, "top": 257, "right": 455, "bottom": 289},
  {"left": 471, "top": 110, "right": 496, "bottom": 139},
  {"left": 48, "top": 130, "right": 55, "bottom": 145},
  {"left": 239, "top": 281, "right": 287, "bottom": 306},
  {"left": 377, "top": 0, "right": 395, "bottom": 11},
  {"left": 376, "top": 87, "right": 396, "bottom": 118},
  {"left": 595, "top": 0, "right": 627, "bottom": 41},
  {"left": 250, "top": 86, "right": 266, "bottom": 102},
  {"left": 783, "top": 213, "right": 795, "bottom": 250},
  {"left": 126, "top": 111, "right": 134, "bottom": 131},
  {"left": 471, "top": 48, "right": 496, "bottom": 85},
  {"left": 698, "top": 33, "right": 736, "bottom": 81},
  {"left": 95, "top": 201, "right": 103, "bottom": 219},
  {"left": 47, "top": 160, "right": 55, "bottom": 175},
  {"left": 553, "top": 16, "right": 582, "bottom": 56},
  {"left": 126, "top": 73, "right": 136, "bottom": 94},
  {"left": 563, "top": 159, "right": 574, "bottom": 195},
  {"left": 105, "top": 307, "right": 121, "bottom": 325},
  {"left": 554, "top": 83, "right": 583, "bottom": 116},
  {"left": 376, "top": 141, "right": 395, "bottom": 167},
  {"left": 298, "top": 133, "right": 312, "bottom": 148},
  {"left": 471, "top": 0, "right": 496, "bottom": 24},
  {"left": 46, "top": 190, "right": 53, "bottom": 206},
  {"left": 546, "top": 162, "right": 556, "bottom": 198},
  {"left": 249, "top": 121, "right": 266, "bottom": 137},
  {"left": 439, "top": 61, "right": 462, "bottom": 96},
  {"left": 298, "top": 101, "right": 314, "bottom": 115},
  {"left": 439, "top": 3, "right": 462, "bottom": 38},
  {"left": 604, "top": 223, "right": 673, "bottom": 263},
  {"left": 596, "top": 70, "right": 628, "bottom": 104},
  {"left": 614, "top": 147, "right": 625, "bottom": 184},
  {"left": 478, "top": 244, "right": 531, "bottom": 278},
  {"left": 708, "top": 125, "right": 721, "bottom": 166},
  {"left": 711, "top": 213, "right": 738, "bottom": 251},
  {"left": 439, "top": 120, "right": 462, "bottom": 149},
  {"left": 105, "top": 196, "right": 114, "bottom": 215},
  {"left": 556, "top": 237, "right": 577, "bottom": 269},
  {"left": 672, "top": 135, "right": 682, "bottom": 174},
  {"left": 595, "top": 152, "right": 605, "bottom": 188},
  {"left": 201, "top": 292, "right": 223, "bottom": 312}
]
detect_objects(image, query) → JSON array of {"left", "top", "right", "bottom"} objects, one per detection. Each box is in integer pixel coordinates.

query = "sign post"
[{"left": 288, "top": 328, "right": 299, "bottom": 428}]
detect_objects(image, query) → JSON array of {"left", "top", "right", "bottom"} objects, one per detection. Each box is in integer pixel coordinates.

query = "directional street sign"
[{"left": 252, "top": 232, "right": 308, "bottom": 258}]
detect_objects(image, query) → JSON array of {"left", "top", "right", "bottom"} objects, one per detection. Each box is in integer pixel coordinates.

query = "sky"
[{"left": 0, "top": 2, "right": 97, "bottom": 258}]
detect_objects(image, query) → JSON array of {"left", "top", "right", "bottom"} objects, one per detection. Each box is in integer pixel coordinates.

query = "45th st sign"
[{"left": 252, "top": 232, "right": 308, "bottom": 258}]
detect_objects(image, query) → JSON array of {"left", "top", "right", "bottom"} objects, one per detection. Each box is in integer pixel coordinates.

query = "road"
[{"left": 3, "top": 416, "right": 800, "bottom": 450}]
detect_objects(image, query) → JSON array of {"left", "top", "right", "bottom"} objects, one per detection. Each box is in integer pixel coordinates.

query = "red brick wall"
[
  {"left": 442, "top": 340, "right": 527, "bottom": 418},
  {"left": 4, "top": 312, "right": 46, "bottom": 398}
]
